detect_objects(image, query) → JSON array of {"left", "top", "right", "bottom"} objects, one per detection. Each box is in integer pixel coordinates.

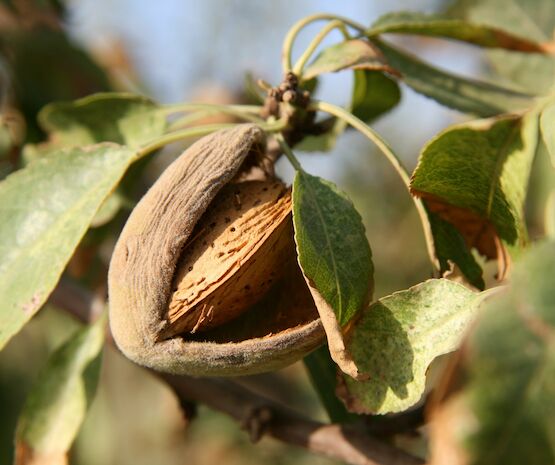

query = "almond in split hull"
[{"left": 160, "top": 180, "right": 294, "bottom": 338}]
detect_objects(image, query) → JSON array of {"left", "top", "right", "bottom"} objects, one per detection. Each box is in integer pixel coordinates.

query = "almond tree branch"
[
  {"left": 49, "top": 277, "right": 424, "bottom": 465},
  {"left": 160, "top": 373, "right": 424, "bottom": 465}
]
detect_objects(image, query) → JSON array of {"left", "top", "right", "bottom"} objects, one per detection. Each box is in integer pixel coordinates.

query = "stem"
[
  {"left": 137, "top": 118, "right": 289, "bottom": 160},
  {"left": 136, "top": 124, "right": 237, "bottom": 159},
  {"left": 312, "top": 101, "right": 410, "bottom": 185},
  {"left": 168, "top": 108, "right": 264, "bottom": 131},
  {"left": 282, "top": 14, "right": 366, "bottom": 73},
  {"left": 275, "top": 133, "right": 303, "bottom": 171},
  {"left": 311, "top": 100, "right": 439, "bottom": 270},
  {"left": 162, "top": 103, "right": 262, "bottom": 116},
  {"left": 292, "top": 20, "right": 345, "bottom": 77}
]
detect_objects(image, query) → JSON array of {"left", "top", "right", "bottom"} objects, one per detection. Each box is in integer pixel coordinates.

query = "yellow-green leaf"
[
  {"left": 372, "top": 39, "right": 534, "bottom": 117},
  {"left": 0, "top": 144, "right": 135, "bottom": 349},
  {"left": 459, "top": 240, "right": 555, "bottom": 465},
  {"left": 15, "top": 315, "right": 106, "bottom": 465},
  {"left": 302, "top": 39, "right": 390, "bottom": 81},
  {"left": 39, "top": 93, "right": 166, "bottom": 147},
  {"left": 411, "top": 111, "right": 539, "bottom": 275},
  {"left": 338, "top": 279, "right": 479, "bottom": 414},
  {"left": 367, "top": 11, "right": 545, "bottom": 52},
  {"left": 293, "top": 171, "right": 373, "bottom": 378}
]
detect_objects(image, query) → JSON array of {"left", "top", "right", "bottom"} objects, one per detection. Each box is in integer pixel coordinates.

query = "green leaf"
[
  {"left": 0, "top": 143, "right": 135, "bottom": 349},
  {"left": 293, "top": 171, "right": 373, "bottom": 327},
  {"left": 293, "top": 171, "right": 373, "bottom": 378},
  {"left": 304, "top": 345, "right": 358, "bottom": 423},
  {"left": 460, "top": 240, "right": 555, "bottom": 465},
  {"left": 426, "top": 208, "right": 485, "bottom": 290},
  {"left": 15, "top": 315, "right": 106, "bottom": 464},
  {"left": 337, "top": 279, "right": 479, "bottom": 415},
  {"left": 446, "top": 0, "right": 555, "bottom": 95},
  {"left": 90, "top": 189, "right": 128, "bottom": 228},
  {"left": 540, "top": 98, "right": 555, "bottom": 167},
  {"left": 367, "top": 11, "right": 545, "bottom": 52},
  {"left": 372, "top": 39, "right": 534, "bottom": 117},
  {"left": 546, "top": 191, "right": 555, "bottom": 239},
  {"left": 302, "top": 39, "right": 390, "bottom": 81},
  {"left": 351, "top": 70, "right": 401, "bottom": 123},
  {"left": 411, "top": 111, "right": 539, "bottom": 269},
  {"left": 38, "top": 93, "right": 167, "bottom": 147}
]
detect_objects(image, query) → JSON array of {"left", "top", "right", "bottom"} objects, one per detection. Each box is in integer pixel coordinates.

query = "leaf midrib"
[{"left": 302, "top": 173, "right": 344, "bottom": 322}]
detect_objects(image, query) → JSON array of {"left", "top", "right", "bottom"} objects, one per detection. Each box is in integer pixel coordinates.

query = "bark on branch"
[{"left": 49, "top": 278, "right": 424, "bottom": 465}]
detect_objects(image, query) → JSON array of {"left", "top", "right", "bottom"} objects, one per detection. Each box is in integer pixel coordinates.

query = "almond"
[
  {"left": 108, "top": 125, "right": 324, "bottom": 376},
  {"left": 162, "top": 180, "right": 294, "bottom": 337}
]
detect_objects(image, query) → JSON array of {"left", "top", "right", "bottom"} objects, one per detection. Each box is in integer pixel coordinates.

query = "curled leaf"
[
  {"left": 411, "top": 111, "right": 539, "bottom": 279},
  {"left": 351, "top": 70, "right": 401, "bottom": 123},
  {"left": 15, "top": 315, "right": 106, "bottom": 465},
  {"left": 337, "top": 279, "right": 479, "bottom": 415}
]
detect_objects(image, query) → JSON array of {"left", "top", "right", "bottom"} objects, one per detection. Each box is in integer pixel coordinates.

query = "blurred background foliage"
[{"left": 1, "top": 0, "right": 553, "bottom": 464}]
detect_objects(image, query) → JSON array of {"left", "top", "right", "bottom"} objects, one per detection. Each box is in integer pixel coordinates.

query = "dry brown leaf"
[
  {"left": 302, "top": 280, "right": 362, "bottom": 380},
  {"left": 14, "top": 442, "right": 67, "bottom": 465},
  {"left": 415, "top": 194, "right": 509, "bottom": 280}
]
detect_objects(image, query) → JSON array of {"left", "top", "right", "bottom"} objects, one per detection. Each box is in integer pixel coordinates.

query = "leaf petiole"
[
  {"left": 292, "top": 20, "right": 350, "bottom": 78},
  {"left": 138, "top": 118, "right": 288, "bottom": 160},
  {"left": 282, "top": 14, "right": 366, "bottom": 73},
  {"left": 275, "top": 133, "right": 303, "bottom": 171}
]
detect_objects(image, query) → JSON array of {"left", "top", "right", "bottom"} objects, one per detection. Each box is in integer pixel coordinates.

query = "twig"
[
  {"left": 161, "top": 373, "right": 424, "bottom": 465},
  {"left": 49, "top": 277, "right": 424, "bottom": 465}
]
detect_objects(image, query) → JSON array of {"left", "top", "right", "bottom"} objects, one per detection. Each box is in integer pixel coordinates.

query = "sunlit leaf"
[
  {"left": 457, "top": 240, "right": 555, "bottom": 465},
  {"left": 0, "top": 144, "right": 135, "bottom": 349},
  {"left": 372, "top": 39, "right": 534, "bottom": 117},
  {"left": 292, "top": 170, "right": 373, "bottom": 378},
  {"left": 293, "top": 171, "right": 373, "bottom": 326},
  {"left": 411, "top": 111, "right": 539, "bottom": 276},
  {"left": 15, "top": 315, "right": 106, "bottom": 465},
  {"left": 302, "top": 39, "right": 391, "bottom": 80},
  {"left": 367, "top": 11, "right": 545, "bottom": 52},
  {"left": 39, "top": 93, "right": 167, "bottom": 147},
  {"left": 337, "top": 279, "right": 479, "bottom": 414},
  {"left": 446, "top": 0, "right": 555, "bottom": 95},
  {"left": 540, "top": 97, "right": 555, "bottom": 167}
]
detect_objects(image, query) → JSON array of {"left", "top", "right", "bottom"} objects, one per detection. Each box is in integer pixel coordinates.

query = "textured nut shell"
[
  {"left": 165, "top": 181, "right": 294, "bottom": 336},
  {"left": 108, "top": 124, "right": 324, "bottom": 376}
]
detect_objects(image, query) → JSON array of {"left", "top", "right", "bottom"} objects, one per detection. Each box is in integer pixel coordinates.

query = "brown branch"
[
  {"left": 161, "top": 373, "right": 424, "bottom": 465},
  {"left": 49, "top": 277, "right": 425, "bottom": 465}
]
